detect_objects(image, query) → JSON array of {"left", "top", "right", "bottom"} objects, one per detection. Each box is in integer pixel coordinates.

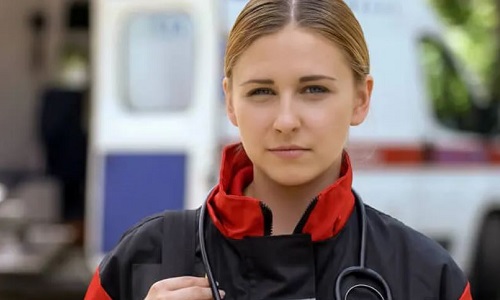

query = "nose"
[{"left": 273, "top": 95, "right": 300, "bottom": 134}]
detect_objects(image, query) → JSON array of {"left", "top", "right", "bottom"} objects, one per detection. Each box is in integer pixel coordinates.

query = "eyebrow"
[
  {"left": 299, "top": 75, "right": 337, "bottom": 83},
  {"left": 240, "top": 75, "right": 337, "bottom": 86}
]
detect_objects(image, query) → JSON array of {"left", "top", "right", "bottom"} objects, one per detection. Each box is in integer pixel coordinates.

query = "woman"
[{"left": 85, "top": 0, "right": 473, "bottom": 299}]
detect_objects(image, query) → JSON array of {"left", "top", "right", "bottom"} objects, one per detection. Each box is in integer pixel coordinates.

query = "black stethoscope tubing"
[{"left": 198, "top": 189, "right": 393, "bottom": 300}]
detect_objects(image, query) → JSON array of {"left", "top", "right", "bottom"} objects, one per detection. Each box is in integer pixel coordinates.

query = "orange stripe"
[
  {"left": 84, "top": 269, "right": 112, "bottom": 300},
  {"left": 487, "top": 147, "right": 500, "bottom": 163},
  {"left": 347, "top": 142, "right": 500, "bottom": 165},
  {"left": 346, "top": 144, "right": 426, "bottom": 165},
  {"left": 459, "top": 282, "right": 472, "bottom": 300},
  {"left": 379, "top": 147, "right": 425, "bottom": 164}
]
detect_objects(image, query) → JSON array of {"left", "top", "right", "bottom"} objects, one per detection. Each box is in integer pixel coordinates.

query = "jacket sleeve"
[
  {"left": 84, "top": 269, "right": 112, "bottom": 300},
  {"left": 84, "top": 214, "right": 164, "bottom": 300},
  {"left": 440, "top": 256, "right": 473, "bottom": 300},
  {"left": 458, "top": 282, "right": 472, "bottom": 300}
]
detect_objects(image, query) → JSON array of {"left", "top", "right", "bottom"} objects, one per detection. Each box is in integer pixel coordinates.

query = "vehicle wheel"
[{"left": 470, "top": 213, "right": 500, "bottom": 300}]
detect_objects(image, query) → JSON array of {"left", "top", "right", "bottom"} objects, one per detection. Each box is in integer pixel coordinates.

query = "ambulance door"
[{"left": 86, "top": 0, "right": 222, "bottom": 267}]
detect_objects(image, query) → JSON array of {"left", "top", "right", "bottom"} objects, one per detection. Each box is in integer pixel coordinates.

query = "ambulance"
[{"left": 87, "top": 0, "right": 500, "bottom": 296}]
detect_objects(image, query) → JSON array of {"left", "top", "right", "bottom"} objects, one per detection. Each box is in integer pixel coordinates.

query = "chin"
[{"left": 267, "top": 169, "right": 318, "bottom": 187}]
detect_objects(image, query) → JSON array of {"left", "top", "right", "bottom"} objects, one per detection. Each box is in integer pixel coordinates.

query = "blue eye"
[
  {"left": 304, "top": 86, "right": 329, "bottom": 94},
  {"left": 248, "top": 88, "right": 275, "bottom": 96}
]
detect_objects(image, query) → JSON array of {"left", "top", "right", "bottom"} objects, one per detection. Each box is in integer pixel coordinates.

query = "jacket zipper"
[
  {"left": 293, "top": 197, "right": 318, "bottom": 234},
  {"left": 259, "top": 197, "right": 319, "bottom": 236},
  {"left": 260, "top": 202, "right": 273, "bottom": 235}
]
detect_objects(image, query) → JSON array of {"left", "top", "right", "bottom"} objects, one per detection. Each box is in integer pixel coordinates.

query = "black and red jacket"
[{"left": 85, "top": 144, "right": 473, "bottom": 300}]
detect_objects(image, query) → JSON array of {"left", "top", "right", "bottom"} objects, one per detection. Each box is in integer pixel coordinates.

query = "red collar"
[{"left": 207, "top": 143, "right": 355, "bottom": 241}]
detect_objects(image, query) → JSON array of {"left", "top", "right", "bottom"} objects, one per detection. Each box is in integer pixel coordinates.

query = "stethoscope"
[{"left": 198, "top": 189, "right": 393, "bottom": 300}]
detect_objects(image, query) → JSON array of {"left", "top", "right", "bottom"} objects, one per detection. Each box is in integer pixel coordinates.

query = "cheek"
[
  {"left": 233, "top": 102, "right": 252, "bottom": 129},
  {"left": 307, "top": 100, "right": 353, "bottom": 133},
  {"left": 232, "top": 104, "right": 265, "bottom": 148},
  {"left": 306, "top": 102, "right": 352, "bottom": 157},
  {"left": 234, "top": 102, "right": 273, "bottom": 130}
]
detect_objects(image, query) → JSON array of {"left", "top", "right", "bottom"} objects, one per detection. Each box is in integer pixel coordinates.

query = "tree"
[{"left": 429, "top": 0, "right": 500, "bottom": 102}]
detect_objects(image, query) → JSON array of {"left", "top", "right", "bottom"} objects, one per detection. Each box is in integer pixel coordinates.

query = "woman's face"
[{"left": 224, "top": 25, "right": 373, "bottom": 186}]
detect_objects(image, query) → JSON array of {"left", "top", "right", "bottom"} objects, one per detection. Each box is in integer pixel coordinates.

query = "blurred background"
[
  {"left": 0, "top": 0, "right": 499, "bottom": 299},
  {"left": 0, "top": 0, "right": 89, "bottom": 299}
]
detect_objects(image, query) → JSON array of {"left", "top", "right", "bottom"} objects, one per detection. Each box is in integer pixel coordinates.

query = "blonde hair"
[{"left": 224, "top": 0, "right": 370, "bottom": 83}]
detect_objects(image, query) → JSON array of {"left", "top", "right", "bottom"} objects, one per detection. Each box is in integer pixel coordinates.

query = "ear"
[
  {"left": 223, "top": 77, "right": 238, "bottom": 127},
  {"left": 351, "top": 75, "right": 373, "bottom": 126}
]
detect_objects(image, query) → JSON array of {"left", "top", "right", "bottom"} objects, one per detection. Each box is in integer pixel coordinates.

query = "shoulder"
[
  {"left": 105, "top": 212, "right": 165, "bottom": 264},
  {"left": 96, "top": 212, "right": 168, "bottom": 299},
  {"left": 115, "top": 212, "right": 165, "bottom": 252},
  {"left": 365, "top": 205, "right": 450, "bottom": 260},
  {"left": 99, "top": 213, "right": 165, "bottom": 273},
  {"left": 365, "top": 205, "right": 471, "bottom": 299}
]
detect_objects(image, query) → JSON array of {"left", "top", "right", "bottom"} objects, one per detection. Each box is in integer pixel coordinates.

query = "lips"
[
  {"left": 268, "top": 145, "right": 310, "bottom": 151},
  {"left": 268, "top": 145, "right": 310, "bottom": 158}
]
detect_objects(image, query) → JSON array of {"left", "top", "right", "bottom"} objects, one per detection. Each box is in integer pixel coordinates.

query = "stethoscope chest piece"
[{"left": 335, "top": 266, "right": 391, "bottom": 300}]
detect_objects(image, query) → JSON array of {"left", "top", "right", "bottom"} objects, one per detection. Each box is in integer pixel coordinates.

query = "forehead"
[{"left": 232, "top": 25, "right": 351, "bottom": 81}]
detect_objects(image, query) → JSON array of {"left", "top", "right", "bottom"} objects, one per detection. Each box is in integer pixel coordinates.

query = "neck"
[{"left": 245, "top": 159, "right": 342, "bottom": 235}]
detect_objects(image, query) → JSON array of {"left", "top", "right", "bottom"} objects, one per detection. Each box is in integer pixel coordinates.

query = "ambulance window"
[
  {"left": 123, "top": 13, "right": 194, "bottom": 112},
  {"left": 418, "top": 38, "right": 472, "bottom": 131}
]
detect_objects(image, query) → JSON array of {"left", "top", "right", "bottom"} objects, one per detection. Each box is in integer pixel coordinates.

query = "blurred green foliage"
[{"left": 428, "top": 0, "right": 499, "bottom": 100}]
